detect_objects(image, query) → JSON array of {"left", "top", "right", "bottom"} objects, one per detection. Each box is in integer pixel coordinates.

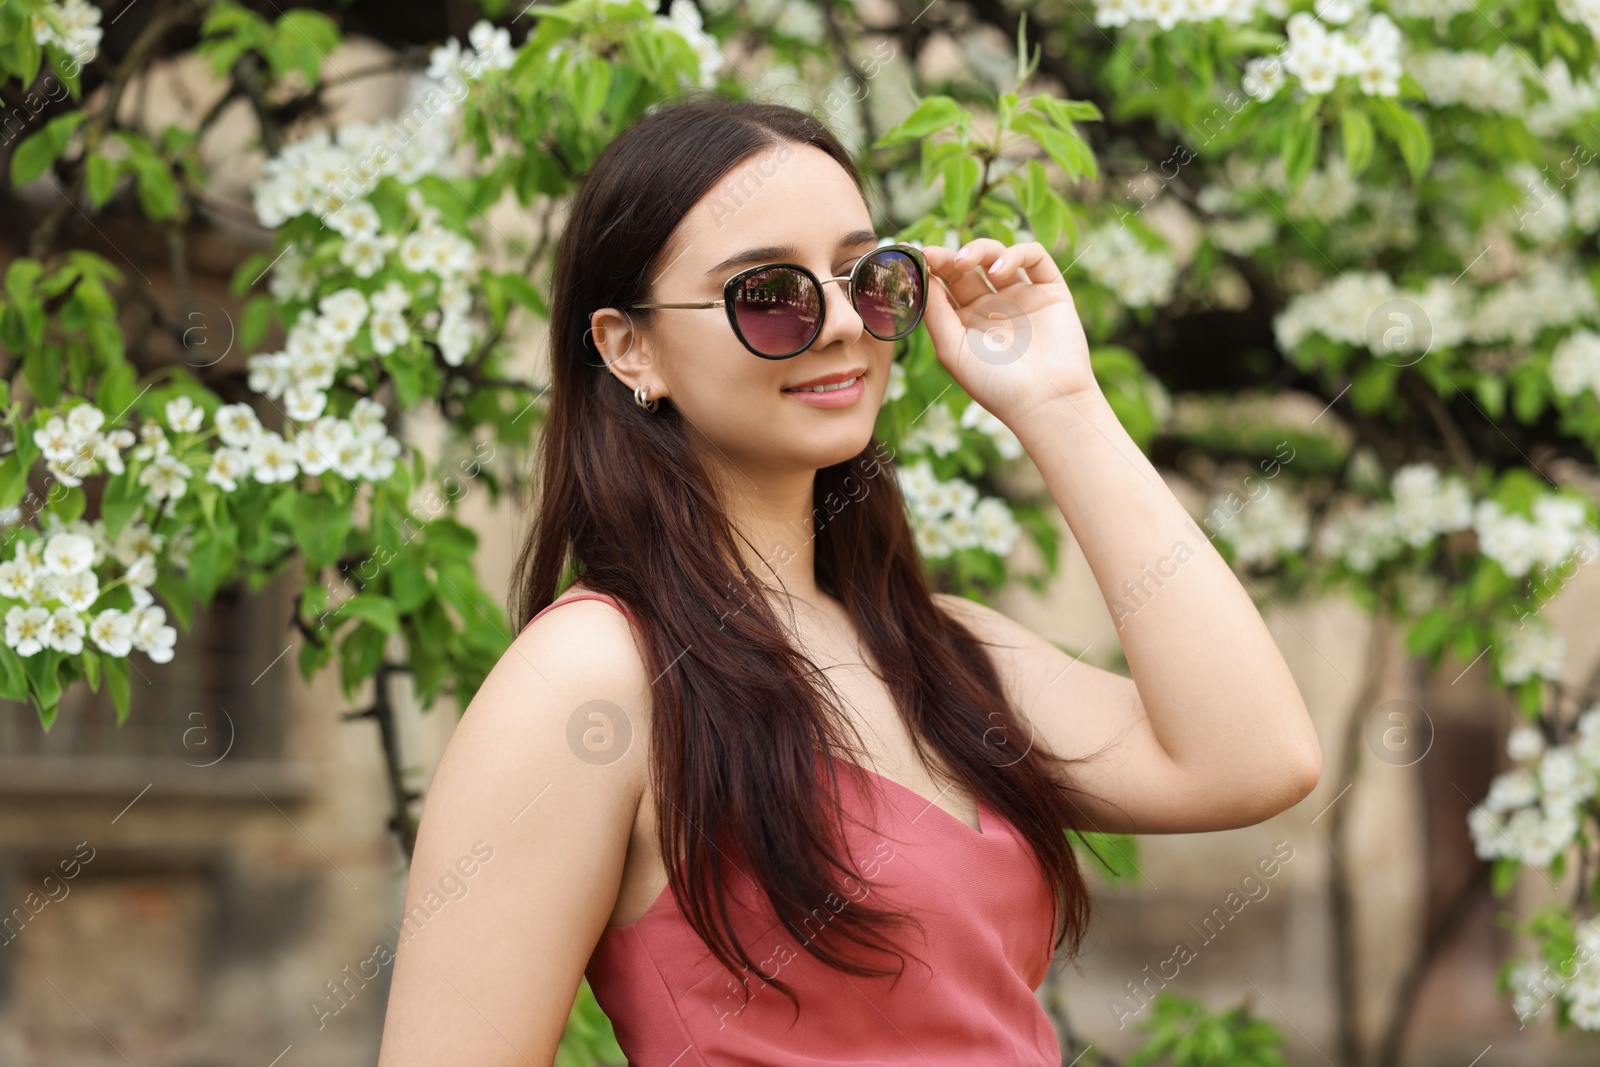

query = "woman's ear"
[{"left": 588, "top": 308, "right": 660, "bottom": 398}]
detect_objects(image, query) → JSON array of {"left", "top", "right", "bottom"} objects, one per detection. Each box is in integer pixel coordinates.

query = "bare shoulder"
[
  {"left": 490, "top": 586, "right": 654, "bottom": 795},
  {"left": 375, "top": 590, "right": 653, "bottom": 1065}
]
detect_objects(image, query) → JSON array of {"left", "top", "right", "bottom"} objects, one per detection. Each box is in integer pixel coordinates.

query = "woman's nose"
[{"left": 814, "top": 276, "right": 864, "bottom": 346}]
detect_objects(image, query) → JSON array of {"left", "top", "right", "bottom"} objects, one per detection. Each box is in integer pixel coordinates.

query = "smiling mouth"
[{"left": 782, "top": 374, "right": 863, "bottom": 394}]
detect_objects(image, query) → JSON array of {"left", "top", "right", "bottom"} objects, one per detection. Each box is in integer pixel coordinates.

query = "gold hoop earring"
[{"left": 634, "top": 383, "right": 659, "bottom": 412}]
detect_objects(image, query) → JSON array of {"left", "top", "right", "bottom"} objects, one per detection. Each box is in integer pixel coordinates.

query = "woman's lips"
[{"left": 781, "top": 373, "right": 865, "bottom": 408}]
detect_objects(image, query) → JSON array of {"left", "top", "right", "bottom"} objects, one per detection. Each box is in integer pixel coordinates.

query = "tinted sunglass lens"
[
  {"left": 854, "top": 250, "right": 924, "bottom": 340},
  {"left": 732, "top": 267, "right": 821, "bottom": 356}
]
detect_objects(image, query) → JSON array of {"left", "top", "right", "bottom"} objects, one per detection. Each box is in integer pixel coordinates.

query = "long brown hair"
[{"left": 512, "top": 90, "right": 1107, "bottom": 1017}]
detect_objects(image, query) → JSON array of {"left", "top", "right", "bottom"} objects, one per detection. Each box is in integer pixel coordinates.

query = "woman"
[{"left": 376, "top": 94, "right": 1320, "bottom": 1065}]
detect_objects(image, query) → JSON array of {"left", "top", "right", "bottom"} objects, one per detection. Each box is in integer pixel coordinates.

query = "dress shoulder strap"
[{"left": 521, "top": 591, "right": 638, "bottom": 634}]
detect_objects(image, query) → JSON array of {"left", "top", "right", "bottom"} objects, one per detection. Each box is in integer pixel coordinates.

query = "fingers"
[
  {"left": 928, "top": 238, "right": 1006, "bottom": 307},
  {"left": 927, "top": 239, "right": 1063, "bottom": 307},
  {"left": 988, "top": 241, "right": 1063, "bottom": 286},
  {"left": 947, "top": 238, "right": 1010, "bottom": 287}
]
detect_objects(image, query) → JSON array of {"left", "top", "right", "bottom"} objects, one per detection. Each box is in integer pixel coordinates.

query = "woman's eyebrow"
[{"left": 704, "top": 228, "right": 880, "bottom": 275}]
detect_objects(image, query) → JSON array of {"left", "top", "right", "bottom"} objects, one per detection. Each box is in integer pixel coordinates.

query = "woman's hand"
[{"left": 919, "top": 239, "right": 1099, "bottom": 428}]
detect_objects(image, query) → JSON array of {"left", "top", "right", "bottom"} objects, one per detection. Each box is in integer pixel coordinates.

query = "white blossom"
[
  {"left": 205, "top": 447, "right": 251, "bottom": 493},
  {"left": 1077, "top": 222, "right": 1177, "bottom": 308},
  {"left": 959, "top": 400, "right": 1023, "bottom": 459},
  {"left": 5, "top": 605, "right": 49, "bottom": 656},
  {"left": 901, "top": 403, "right": 963, "bottom": 457},
  {"left": 1211, "top": 484, "right": 1311, "bottom": 565},
  {"left": 138, "top": 454, "right": 193, "bottom": 504},
  {"left": 1506, "top": 723, "right": 1546, "bottom": 762},
  {"left": 0, "top": 560, "right": 33, "bottom": 601},
  {"left": 42, "top": 532, "right": 95, "bottom": 575},
  {"left": 128, "top": 604, "right": 176, "bottom": 663},
  {"left": 249, "top": 432, "right": 300, "bottom": 484},
  {"left": 165, "top": 396, "right": 205, "bottom": 433},
  {"left": 436, "top": 312, "right": 478, "bottom": 366},
  {"left": 88, "top": 608, "right": 135, "bottom": 657},
  {"left": 327, "top": 200, "right": 380, "bottom": 238},
  {"left": 43, "top": 605, "right": 85, "bottom": 655},
  {"left": 214, "top": 404, "right": 263, "bottom": 448},
  {"left": 284, "top": 383, "right": 329, "bottom": 423},
  {"left": 1497, "top": 618, "right": 1565, "bottom": 684},
  {"left": 1390, "top": 464, "right": 1473, "bottom": 547},
  {"left": 31, "top": 0, "right": 102, "bottom": 67},
  {"left": 1551, "top": 329, "right": 1600, "bottom": 398},
  {"left": 51, "top": 570, "right": 98, "bottom": 612},
  {"left": 110, "top": 522, "right": 161, "bottom": 568}
]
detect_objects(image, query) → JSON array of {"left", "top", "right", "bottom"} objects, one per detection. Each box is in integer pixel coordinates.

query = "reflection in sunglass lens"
[
  {"left": 732, "top": 267, "right": 821, "bottom": 356},
  {"left": 853, "top": 250, "right": 924, "bottom": 340}
]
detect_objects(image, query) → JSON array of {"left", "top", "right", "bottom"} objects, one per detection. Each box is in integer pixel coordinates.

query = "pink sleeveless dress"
[{"left": 523, "top": 591, "right": 1063, "bottom": 1064}]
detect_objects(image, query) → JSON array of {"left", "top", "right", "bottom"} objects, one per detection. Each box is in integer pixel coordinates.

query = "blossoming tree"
[{"left": 6, "top": 0, "right": 1600, "bottom": 1061}]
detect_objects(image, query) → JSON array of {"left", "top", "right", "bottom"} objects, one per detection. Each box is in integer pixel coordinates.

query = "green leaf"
[
  {"left": 1280, "top": 96, "right": 1323, "bottom": 190},
  {"left": 573, "top": 56, "right": 611, "bottom": 124},
  {"left": 96, "top": 359, "right": 138, "bottom": 427},
  {"left": 339, "top": 622, "right": 388, "bottom": 698},
  {"left": 939, "top": 154, "right": 981, "bottom": 223},
  {"left": 1405, "top": 608, "right": 1452, "bottom": 657},
  {"left": 1512, "top": 371, "right": 1546, "bottom": 423},
  {"left": 1491, "top": 855, "right": 1520, "bottom": 898},
  {"left": 6, "top": 257, "right": 42, "bottom": 303},
  {"left": 426, "top": 517, "right": 479, "bottom": 559},
  {"left": 239, "top": 295, "right": 275, "bottom": 348},
  {"left": 85, "top": 152, "right": 122, "bottom": 210},
  {"left": 23, "top": 342, "right": 61, "bottom": 406},
  {"left": 56, "top": 484, "right": 86, "bottom": 524},
  {"left": 340, "top": 594, "right": 402, "bottom": 634},
  {"left": 1339, "top": 106, "right": 1373, "bottom": 178},
  {"left": 1369, "top": 97, "right": 1433, "bottom": 182},
  {"left": 231, "top": 251, "right": 272, "bottom": 296},
  {"left": 0, "top": 644, "right": 27, "bottom": 702},
  {"left": 1515, "top": 677, "right": 1543, "bottom": 715},
  {"left": 0, "top": 454, "right": 26, "bottom": 511},
  {"left": 389, "top": 553, "right": 430, "bottom": 612},
  {"left": 187, "top": 526, "right": 238, "bottom": 604},
  {"left": 293, "top": 493, "right": 353, "bottom": 570},
  {"left": 1012, "top": 111, "right": 1098, "bottom": 182},
  {"left": 266, "top": 9, "right": 341, "bottom": 85},
  {"left": 153, "top": 569, "right": 196, "bottom": 632},
  {"left": 129, "top": 153, "right": 179, "bottom": 220},
  {"left": 1030, "top": 95, "right": 1102, "bottom": 127},
  {"left": 100, "top": 469, "right": 144, "bottom": 540},
  {"left": 23, "top": 652, "right": 64, "bottom": 730},
  {"left": 82, "top": 647, "right": 100, "bottom": 691},
  {"left": 10, "top": 110, "right": 86, "bottom": 185},
  {"left": 1068, "top": 829, "right": 1140, "bottom": 883},
  {"left": 1350, "top": 361, "right": 1399, "bottom": 414},
  {"left": 103, "top": 654, "right": 131, "bottom": 725},
  {"left": 497, "top": 272, "right": 549, "bottom": 318},
  {"left": 1474, "top": 375, "right": 1506, "bottom": 420},
  {"left": 875, "top": 95, "right": 963, "bottom": 147}
]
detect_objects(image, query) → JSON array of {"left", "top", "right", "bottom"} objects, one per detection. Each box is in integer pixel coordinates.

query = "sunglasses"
[{"left": 626, "top": 242, "right": 929, "bottom": 359}]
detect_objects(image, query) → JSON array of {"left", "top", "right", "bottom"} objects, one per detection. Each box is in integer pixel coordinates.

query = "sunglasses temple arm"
[{"left": 930, "top": 271, "right": 964, "bottom": 310}]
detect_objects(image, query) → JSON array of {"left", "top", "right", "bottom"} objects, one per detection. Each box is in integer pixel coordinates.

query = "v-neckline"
[{"left": 826, "top": 752, "right": 987, "bottom": 836}]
